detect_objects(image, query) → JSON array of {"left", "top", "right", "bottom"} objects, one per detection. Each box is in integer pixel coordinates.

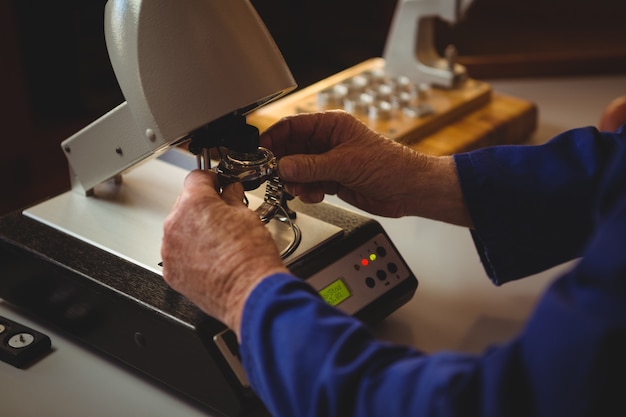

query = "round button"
[
  {"left": 8, "top": 333, "right": 35, "bottom": 349},
  {"left": 387, "top": 262, "right": 398, "bottom": 274},
  {"left": 376, "top": 270, "right": 387, "bottom": 281},
  {"left": 365, "top": 277, "right": 376, "bottom": 288},
  {"left": 0, "top": 324, "right": 6, "bottom": 334},
  {"left": 376, "top": 246, "right": 387, "bottom": 257}
]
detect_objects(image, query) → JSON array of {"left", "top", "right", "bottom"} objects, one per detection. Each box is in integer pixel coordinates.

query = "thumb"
[
  {"left": 221, "top": 181, "right": 246, "bottom": 206},
  {"left": 278, "top": 154, "right": 343, "bottom": 184}
]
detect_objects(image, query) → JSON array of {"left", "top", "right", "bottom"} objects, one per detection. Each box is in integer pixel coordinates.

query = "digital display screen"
[{"left": 319, "top": 278, "right": 351, "bottom": 307}]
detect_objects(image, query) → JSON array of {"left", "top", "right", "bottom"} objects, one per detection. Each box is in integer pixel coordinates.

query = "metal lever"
[{"left": 382, "top": 0, "right": 469, "bottom": 88}]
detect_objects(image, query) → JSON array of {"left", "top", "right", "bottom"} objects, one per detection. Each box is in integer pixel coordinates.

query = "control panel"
[
  {"left": 213, "top": 232, "right": 414, "bottom": 388},
  {"left": 0, "top": 315, "right": 51, "bottom": 368},
  {"left": 306, "top": 232, "right": 411, "bottom": 316}
]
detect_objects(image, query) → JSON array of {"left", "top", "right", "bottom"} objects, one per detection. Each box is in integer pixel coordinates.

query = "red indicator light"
[{"left": 361, "top": 258, "right": 369, "bottom": 267}]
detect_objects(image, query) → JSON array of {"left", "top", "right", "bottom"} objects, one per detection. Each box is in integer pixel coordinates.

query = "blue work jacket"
[{"left": 240, "top": 125, "right": 626, "bottom": 417}]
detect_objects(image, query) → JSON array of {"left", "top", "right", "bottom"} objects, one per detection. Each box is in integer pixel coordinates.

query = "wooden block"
[
  {"left": 248, "top": 58, "right": 538, "bottom": 155},
  {"left": 411, "top": 93, "right": 538, "bottom": 155}
]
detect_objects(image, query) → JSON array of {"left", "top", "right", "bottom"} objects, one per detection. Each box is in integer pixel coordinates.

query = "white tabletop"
[{"left": 2, "top": 73, "right": 626, "bottom": 416}]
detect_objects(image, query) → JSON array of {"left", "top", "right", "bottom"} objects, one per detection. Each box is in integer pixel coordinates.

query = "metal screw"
[{"left": 145, "top": 129, "right": 156, "bottom": 142}]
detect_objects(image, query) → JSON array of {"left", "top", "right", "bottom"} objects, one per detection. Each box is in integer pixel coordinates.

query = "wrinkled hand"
[
  {"left": 260, "top": 110, "right": 470, "bottom": 225},
  {"left": 260, "top": 110, "right": 427, "bottom": 218},
  {"left": 599, "top": 96, "right": 626, "bottom": 132},
  {"left": 161, "top": 170, "right": 288, "bottom": 336}
]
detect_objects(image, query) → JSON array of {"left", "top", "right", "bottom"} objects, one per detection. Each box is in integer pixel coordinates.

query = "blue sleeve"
[
  {"left": 454, "top": 126, "right": 619, "bottom": 284},
  {"left": 241, "top": 266, "right": 626, "bottom": 417},
  {"left": 241, "top": 274, "right": 487, "bottom": 417},
  {"left": 240, "top": 126, "right": 626, "bottom": 417}
]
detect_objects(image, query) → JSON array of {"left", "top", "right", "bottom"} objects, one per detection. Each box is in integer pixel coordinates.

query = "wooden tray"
[{"left": 248, "top": 58, "right": 537, "bottom": 156}]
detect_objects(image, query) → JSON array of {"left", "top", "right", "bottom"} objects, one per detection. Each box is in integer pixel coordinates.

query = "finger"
[
  {"left": 260, "top": 111, "right": 350, "bottom": 157},
  {"left": 221, "top": 181, "right": 246, "bottom": 206},
  {"left": 283, "top": 182, "right": 327, "bottom": 203},
  {"left": 599, "top": 96, "right": 626, "bottom": 132},
  {"left": 183, "top": 170, "right": 221, "bottom": 197},
  {"left": 260, "top": 114, "right": 315, "bottom": 157},
  {"left": 171, "top": 194, "right": 182, "bottom": 211},
  {"left": 278, "top": 153, "right": 346, "bottom": 184},
  {"left": 297, "top": 189, "right": 325, "bottom": 204},
  {"left": 176, "top": 170, "right": 221, "bottom": 209},
  {"left": 184, "top": 169, "right": 219, "bottom": 192}
]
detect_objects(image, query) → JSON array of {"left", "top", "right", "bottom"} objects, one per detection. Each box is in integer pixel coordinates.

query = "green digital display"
[{"left": 319, "top": 278, "right": 351, "bottom": 307}]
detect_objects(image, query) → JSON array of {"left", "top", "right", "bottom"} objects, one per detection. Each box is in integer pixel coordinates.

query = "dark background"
[{"left": 2, "top": 0, "right": 625, "bottom": 215}]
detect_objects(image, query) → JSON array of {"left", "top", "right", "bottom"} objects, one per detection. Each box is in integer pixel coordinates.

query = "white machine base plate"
[{"left": 24, "top": 155, "right": 342, "bottom": 275}]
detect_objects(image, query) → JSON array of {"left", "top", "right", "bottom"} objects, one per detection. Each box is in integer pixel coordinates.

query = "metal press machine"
[{"left": 0, "top": 0, "right": 480, "bottom": 415}]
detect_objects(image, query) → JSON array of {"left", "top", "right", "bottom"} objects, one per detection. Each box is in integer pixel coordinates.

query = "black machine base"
[{"left": 0, "top": 199, "right": 417, "bottom": 417}]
